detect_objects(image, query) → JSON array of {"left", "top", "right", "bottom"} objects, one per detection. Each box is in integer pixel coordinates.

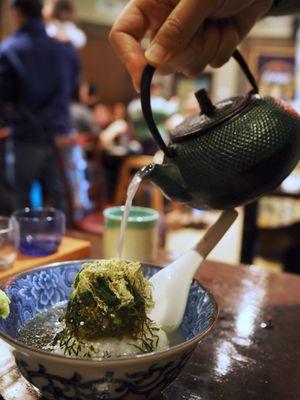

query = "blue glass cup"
[{"left": 11, "top": 208, "right": 66, "bottom": 256}]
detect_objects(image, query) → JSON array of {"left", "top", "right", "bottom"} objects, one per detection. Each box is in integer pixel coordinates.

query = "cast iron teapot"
[{"left": 140, "top": 50, "right": 300, "bottom": 210}]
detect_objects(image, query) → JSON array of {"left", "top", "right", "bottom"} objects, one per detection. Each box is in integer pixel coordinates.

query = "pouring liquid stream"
[
  {"left": 116, "top": 162, "right": 238, "bottom": 332},
  {"left": 117, "top": 165, "right": 154, "bottom": 258}
]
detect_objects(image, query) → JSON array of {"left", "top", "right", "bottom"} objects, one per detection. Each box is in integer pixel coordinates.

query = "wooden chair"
[{"left": 114, "top": 155, "right": 164, "bottom": 214}]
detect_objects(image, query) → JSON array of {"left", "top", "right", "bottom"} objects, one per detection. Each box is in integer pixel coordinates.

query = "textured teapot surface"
[
  {"left": 164, "top": 95, "right": 300, "bottom": 209},
  {"left": 141, "top": 50, "right": 300, "bottom": 210}
]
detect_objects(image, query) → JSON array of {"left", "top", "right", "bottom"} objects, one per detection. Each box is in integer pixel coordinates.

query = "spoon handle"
[{"left": 194, "top": 209, "right": 238, "bottom": 259}]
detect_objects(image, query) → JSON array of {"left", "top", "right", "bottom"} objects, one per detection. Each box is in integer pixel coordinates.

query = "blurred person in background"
[
  {"left": 70, "top": 82, "right": 98, "bottom": 137},
  {"left": 165, "top": 90, "right": 201, "bottom": 132},
  {"left": 127, "top": 82, "right": 177, "bottom": 155},
  {"left": 93, "top": 103, "right": 114, "bottom": 132},
  {"left": 98, "top": 102, "right": 141, "bottom": 202},
  {"left": 0, "top": 0, "right": 80, "bottom": 212},
  {"left": 79, "top": 81, "right": 101, "bottom": 108},
  {"left": 45, "top": 0, "right": 86, "bottom": 49},
  {"left": 99, "top": 103, "right": 141, "bottom": 154},
  {"left": 99, "top": 105, "right": 130, "bottom": 151}
]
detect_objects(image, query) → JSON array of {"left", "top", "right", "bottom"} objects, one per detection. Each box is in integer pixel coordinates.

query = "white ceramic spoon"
[{"left": 148, "top": 209, "right": 238, "bottom": 333}]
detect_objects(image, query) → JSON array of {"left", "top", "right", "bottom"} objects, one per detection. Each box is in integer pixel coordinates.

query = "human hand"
[{"left": 110, "top": 0, "right": 272, "bottom": 91}]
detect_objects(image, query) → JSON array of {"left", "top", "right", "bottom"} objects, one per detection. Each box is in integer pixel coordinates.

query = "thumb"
[{"left": 145, "top": 0, "right": 214, "bottom": 65}]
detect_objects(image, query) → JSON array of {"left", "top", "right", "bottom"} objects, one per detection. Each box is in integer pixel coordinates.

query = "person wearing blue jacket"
[{"left": 0, "top": 0, "right": 80, "bottom": 211}]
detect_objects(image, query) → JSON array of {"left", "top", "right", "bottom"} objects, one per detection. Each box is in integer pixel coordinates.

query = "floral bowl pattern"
[{"left": 0, "top": 260, "right": 218, "bottom": 400}]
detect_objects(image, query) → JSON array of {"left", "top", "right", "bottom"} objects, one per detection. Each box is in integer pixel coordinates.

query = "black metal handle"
[{"left": 140, "top": 49, "right": 259, "bottom": 158}]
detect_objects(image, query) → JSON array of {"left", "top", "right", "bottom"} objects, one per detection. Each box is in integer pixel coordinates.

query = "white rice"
[{"left": 48, "top": 326, "right": 169, "bottom": 358}]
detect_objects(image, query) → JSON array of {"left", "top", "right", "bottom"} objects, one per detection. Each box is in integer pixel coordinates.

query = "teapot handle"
[{"left": 141, "top": 49, "right": 259, "bottom": 158}]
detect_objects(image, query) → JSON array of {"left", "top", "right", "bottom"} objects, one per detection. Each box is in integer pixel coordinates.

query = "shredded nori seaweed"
[{"left": 53, "top": 259, "right": 159, "bottom": 356}]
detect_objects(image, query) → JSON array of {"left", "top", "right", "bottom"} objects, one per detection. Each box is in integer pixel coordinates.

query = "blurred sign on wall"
[
  {"left": 249, "top": 16, "right": 294, "bottom": 39},
  {"left": 258, "top": 56, "right": 295, "bottom": 100},
  {"left": 74, "top": 0, "right": 128, "bottom": 26}
]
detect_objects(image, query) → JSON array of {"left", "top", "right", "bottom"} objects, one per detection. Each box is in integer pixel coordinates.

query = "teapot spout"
[{"left": 141, "top": 163, "right": 190, "bottom": 204}]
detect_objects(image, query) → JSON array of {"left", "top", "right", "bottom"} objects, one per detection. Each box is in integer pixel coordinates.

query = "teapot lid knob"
[{"left": 195, "top": 89, "right": 216, "bottom": 117}]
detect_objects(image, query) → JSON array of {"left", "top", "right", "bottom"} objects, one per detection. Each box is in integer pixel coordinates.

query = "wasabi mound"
[
  {"left": 53, "top": 260, "right": 167, "bottom": 357},
  {"left": 0, "top": 289, "right": 10, "bottom": 319}
]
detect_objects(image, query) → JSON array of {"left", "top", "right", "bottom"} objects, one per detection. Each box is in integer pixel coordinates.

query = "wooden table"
[
  {"left": 0, "top": 236, "right": 91, "bottom": 281},
  {"left": 1, "top": 231, "right": 300, "bottom": 399}
]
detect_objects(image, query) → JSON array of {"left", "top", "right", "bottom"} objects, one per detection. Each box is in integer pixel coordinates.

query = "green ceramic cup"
[{"left": 103, "top": 206, "right": 159, "bottom": 262}]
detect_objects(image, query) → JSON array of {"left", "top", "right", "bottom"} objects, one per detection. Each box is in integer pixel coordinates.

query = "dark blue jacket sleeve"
[
  {"left": 0, "top": 50, "right": 18, "bottom": 126},
  {"left": 0, "top": 50, "right": 18, "bottom": 104},
  {"left": 73, "top": 49, "right": 81, "bottom": 94}
]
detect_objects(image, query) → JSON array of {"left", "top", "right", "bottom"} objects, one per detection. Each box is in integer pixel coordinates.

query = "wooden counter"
[
  {"left": 1, "top": 230, "right": 300, "bottom": 400},
  {"left": 0, "top": 236, "right": 91, "bottom": 281}
]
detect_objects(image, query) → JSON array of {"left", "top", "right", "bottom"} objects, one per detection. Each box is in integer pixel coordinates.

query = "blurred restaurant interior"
[
  {"left": 1, "top": 2, "right": 300, "bottom": 399},
  {"left": 0, "top": 0, "right": 300, "bottom": 273}
]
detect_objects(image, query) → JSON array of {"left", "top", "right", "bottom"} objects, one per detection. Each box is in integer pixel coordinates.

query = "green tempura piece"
[
  {"left": 0, "top": 289, "right": 10, "bottom": 319},
  {"left": 63, "top": 259, "right": 154, "bottom": 341}
]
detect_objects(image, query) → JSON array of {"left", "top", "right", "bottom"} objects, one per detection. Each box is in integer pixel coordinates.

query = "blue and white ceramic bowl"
[{"left": 0, "top": 260, "right": 218, "bottom": 400}]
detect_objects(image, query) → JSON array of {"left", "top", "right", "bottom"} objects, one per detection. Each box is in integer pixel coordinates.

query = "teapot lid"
[
  {"left": 141, "top": 50, "right": 259, "bottom": 158},
  {"left": 170, "top": 91, "right": 254, "bottom": 143}
]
